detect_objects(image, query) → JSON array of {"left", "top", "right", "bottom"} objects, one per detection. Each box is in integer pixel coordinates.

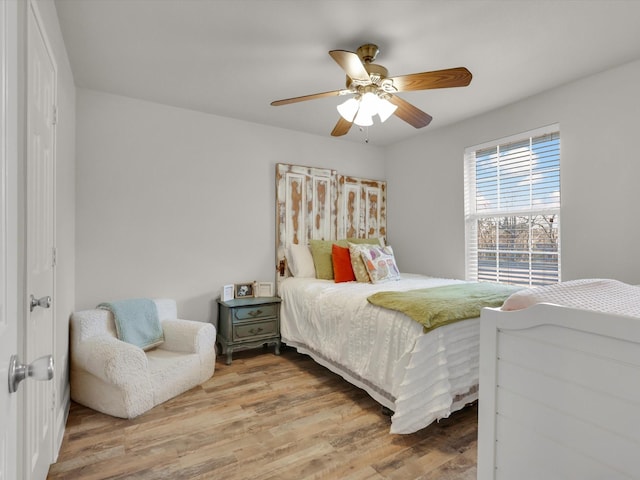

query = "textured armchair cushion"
[
  {"left": 161, "top": 319, "right": 215, "bottom": 353},
  {"left": 70, "top": 308, "right": 117, "bottom": 343},
  {"left": 73, "top": 335, "right": 150, "bottom": 385}
]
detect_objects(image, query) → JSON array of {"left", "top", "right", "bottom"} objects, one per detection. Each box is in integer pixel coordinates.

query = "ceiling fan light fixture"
[
  {"left": 359, "top": 92, "right": 379, "bottom": 115},
  {"left": 353, "top": 109, "right": 374, "bottom": 127},
  {"left": 339, "top": 92, "right": 397, "bottom": 126},
  {"left": 351, "top": 92, "right": 378, "bottom": 126},
  {"left": 377, "top": 97, "right": 398, "bottom": 123},
  {"left": 357, "top": 92, "right": 383, "bottom": 126},
  {"left": 337, "top": 97, "right": 359, "bottom": 121}
]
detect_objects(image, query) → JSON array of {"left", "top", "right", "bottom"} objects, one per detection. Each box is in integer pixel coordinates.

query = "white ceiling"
[{"left": 54, "top": 0, "right": 640, "bottom": 146}]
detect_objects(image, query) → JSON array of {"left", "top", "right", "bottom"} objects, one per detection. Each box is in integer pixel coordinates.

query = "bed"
[
  {"left": 477, "top": 279, "right": 640, "bottom": 479},
  {"left": 275, "top": 163, "right": 514, "bottom": 434},
  {"left": 280, "top": 273, "right": 481, "bottom": 434}
]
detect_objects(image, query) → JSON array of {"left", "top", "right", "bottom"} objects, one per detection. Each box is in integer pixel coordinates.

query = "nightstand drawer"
[
  {"left": 233, "top": 319, "right": 278, "bottom": 340},
  {"left": 232, "top": 304, "right": 278, "bottom": 322}
]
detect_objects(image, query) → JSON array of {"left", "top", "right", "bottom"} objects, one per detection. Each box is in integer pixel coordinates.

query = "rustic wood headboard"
[{"left": 275, "top": 163, "right": 386, "bottom": 278}]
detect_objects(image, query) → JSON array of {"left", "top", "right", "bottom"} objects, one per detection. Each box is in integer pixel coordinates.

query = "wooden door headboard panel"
[
  {"left": 337, "top": 175, "right": 386, "bottom": 240},
  {"left": 276, "top": 163, "right": 386, "bottom": 278}
]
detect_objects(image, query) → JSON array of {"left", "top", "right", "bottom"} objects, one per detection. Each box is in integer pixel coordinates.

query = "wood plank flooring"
[{"left": 47, "top": 347, "right": 478, "bottom": 480}]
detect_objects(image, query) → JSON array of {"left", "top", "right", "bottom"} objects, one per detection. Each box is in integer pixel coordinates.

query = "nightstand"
[{"left": 217, "top": 296, "right": 281, "bottom": 365}]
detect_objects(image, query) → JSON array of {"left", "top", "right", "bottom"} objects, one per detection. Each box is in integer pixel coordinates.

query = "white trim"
[
  {"left": 465, "top": 123, "right": 560, "bottom": 154},
  {"left": 53, "top": 383, "right": 69, "bottom": 462}
]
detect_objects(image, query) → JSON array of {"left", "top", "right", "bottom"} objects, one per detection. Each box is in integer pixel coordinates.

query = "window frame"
[{"left": 464, "top": 124, "right": 561, "bottom": 286}]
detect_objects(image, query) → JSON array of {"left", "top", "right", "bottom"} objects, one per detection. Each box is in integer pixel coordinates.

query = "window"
[{"left": 464, "top": 125, "right": 560, "bottom": 286}]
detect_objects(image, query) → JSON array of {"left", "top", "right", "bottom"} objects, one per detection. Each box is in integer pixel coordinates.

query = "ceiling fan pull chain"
[{"left": 360, "top": 125, "right": 369, "bottom": 144}]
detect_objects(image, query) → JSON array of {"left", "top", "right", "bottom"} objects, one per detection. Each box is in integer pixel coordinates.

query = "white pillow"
[{"left": 286, "top": 244, "right": 316, "bottom": 278}]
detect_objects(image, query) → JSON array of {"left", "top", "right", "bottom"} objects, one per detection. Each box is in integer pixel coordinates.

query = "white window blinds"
[{"left": 464, "top": 125, "right": 560, "bottom": 286}]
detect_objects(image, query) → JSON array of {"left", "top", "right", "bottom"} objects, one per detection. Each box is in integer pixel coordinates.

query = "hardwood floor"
[{"left": 47, "top": 347, "right": 478, "bottom": 480}]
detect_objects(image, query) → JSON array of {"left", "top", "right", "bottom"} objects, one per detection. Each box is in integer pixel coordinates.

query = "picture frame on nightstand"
[
  {"left": 221, "top": 284, "right": 234, "bottom": 302},
  {"left": 234, "top": 282, "right": 254, "bottom": 298},
  {"left": 256, "top": 281, "right": 274, "bottom": 297}
]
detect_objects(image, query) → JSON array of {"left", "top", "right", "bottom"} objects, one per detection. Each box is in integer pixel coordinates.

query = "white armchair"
[{"left": 70, "top": 299, "right": 216, "bottom": 418}]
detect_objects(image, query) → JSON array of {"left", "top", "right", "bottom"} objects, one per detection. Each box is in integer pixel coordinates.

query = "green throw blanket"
[{"left": 367, "top": 282, "right": 522, "bottom": 333}]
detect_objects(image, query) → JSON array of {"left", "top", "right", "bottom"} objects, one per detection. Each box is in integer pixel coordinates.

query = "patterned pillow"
[
  {"left": 348, "top": 243, "right": 374, "bottom": 282},
  {"left": 359, "top": 245, "right": 401, "bottom": 283}
]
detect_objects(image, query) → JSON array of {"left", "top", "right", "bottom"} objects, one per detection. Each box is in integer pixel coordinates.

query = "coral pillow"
[{"left": 332, "top": 244, "right": 356, "bottom": 283}]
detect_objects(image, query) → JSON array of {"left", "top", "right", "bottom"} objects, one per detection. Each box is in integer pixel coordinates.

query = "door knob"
[
  {"left": 8, "top": 354, "right": 54, "bottom": 394},
  {"left": 30, "top": 294, "right": 51, "bottom": 312}
]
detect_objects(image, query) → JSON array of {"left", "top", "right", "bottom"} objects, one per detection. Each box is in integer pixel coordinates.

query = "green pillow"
[
  {"left": 309, "top": 240, "right": 340, "bottom": 280},
  {"left": 309, "top": 238, "right": 383, "bottom": 280}
]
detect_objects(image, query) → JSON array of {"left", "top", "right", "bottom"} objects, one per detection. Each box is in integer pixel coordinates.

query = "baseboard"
[{"left": 53, "top": 385, "right": 70, "bottom": 462}]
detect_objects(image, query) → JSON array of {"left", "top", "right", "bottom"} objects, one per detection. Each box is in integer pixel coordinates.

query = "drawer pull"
[
  {"left": 248, "top": 327, "right": 264, "bottom": 335},
  {"left": 248, "top": 309, "right": 262, "bottom": 317}
]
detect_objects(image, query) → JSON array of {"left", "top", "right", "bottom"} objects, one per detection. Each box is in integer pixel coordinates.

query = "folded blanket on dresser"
[
  {"left": 97, "top": 298, "right": 164, "bottom": 350},
  {"left": 368, "top": 282, "right": 522, "bottom": 332}
]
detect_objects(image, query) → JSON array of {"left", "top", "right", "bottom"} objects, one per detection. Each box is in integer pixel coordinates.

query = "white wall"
[
  {"left": 386, "top": 58, "right": 640, "bottom": 285},
  {"left": 75, "top": 89, "right": 385, "bottom": 323}
]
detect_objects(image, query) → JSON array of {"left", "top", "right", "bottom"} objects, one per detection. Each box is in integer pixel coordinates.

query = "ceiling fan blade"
[
  {"left": 387, "top": 95, "right": 433, "bottom": 128},
  {"left": 389, "top": 67, "right": 472, "bottom": 92},
  {"left": 271, "top": 89, "right": 345, "bottom": 106},
  {"left": 328, "top": 50, "right": 371, "bottom": 83},
  {"left": 331, "top": 117, "right": 353, "bottom": 137}
]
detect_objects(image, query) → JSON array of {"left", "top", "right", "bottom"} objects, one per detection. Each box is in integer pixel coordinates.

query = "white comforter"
[
  {"left": 502, "top": 278, "right": 640, "bottom": 316},
  {"left": 279, "top": 273, "right": 480, "bottom": 434}
]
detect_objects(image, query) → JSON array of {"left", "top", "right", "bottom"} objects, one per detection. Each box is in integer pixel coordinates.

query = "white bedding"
[
  {"left": 502, "top": 278, "right": 640, "bottom": 316},
  {"left": 279, "top": 273, "right": 480, "bottom": 434}
]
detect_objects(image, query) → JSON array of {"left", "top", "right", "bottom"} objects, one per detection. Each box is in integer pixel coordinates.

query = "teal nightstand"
[{"left": 216, "top": 296, "right": 281, "bottom": 365}]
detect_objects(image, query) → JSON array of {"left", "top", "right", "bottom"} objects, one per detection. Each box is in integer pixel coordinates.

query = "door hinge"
[
  {"left": 52, "top": 247, "right": 57, "bottom": 267},
  {"left": 52, "top": 105, "right": 57, "bottom": 126}
]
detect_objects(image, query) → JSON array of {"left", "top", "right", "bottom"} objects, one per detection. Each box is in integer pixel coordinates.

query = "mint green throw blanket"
[
  {"left": 97, "top": 298, "right": 164, "bottom": 350},
  {"left": 367, "top": 282, "right": 522, "bottom": 332}
]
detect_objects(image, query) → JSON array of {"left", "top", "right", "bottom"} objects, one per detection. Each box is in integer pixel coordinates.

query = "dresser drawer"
[
  {"left": 233, "top": 319, "right": 278, "bottom": 340},
  {"left": 232, "top": 304, "right": 278, "bottom": 322}
]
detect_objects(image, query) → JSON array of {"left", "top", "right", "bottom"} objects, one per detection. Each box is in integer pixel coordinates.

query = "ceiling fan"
[{"left": 271, "top": 43, "right": 472, "bottom": 137}]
